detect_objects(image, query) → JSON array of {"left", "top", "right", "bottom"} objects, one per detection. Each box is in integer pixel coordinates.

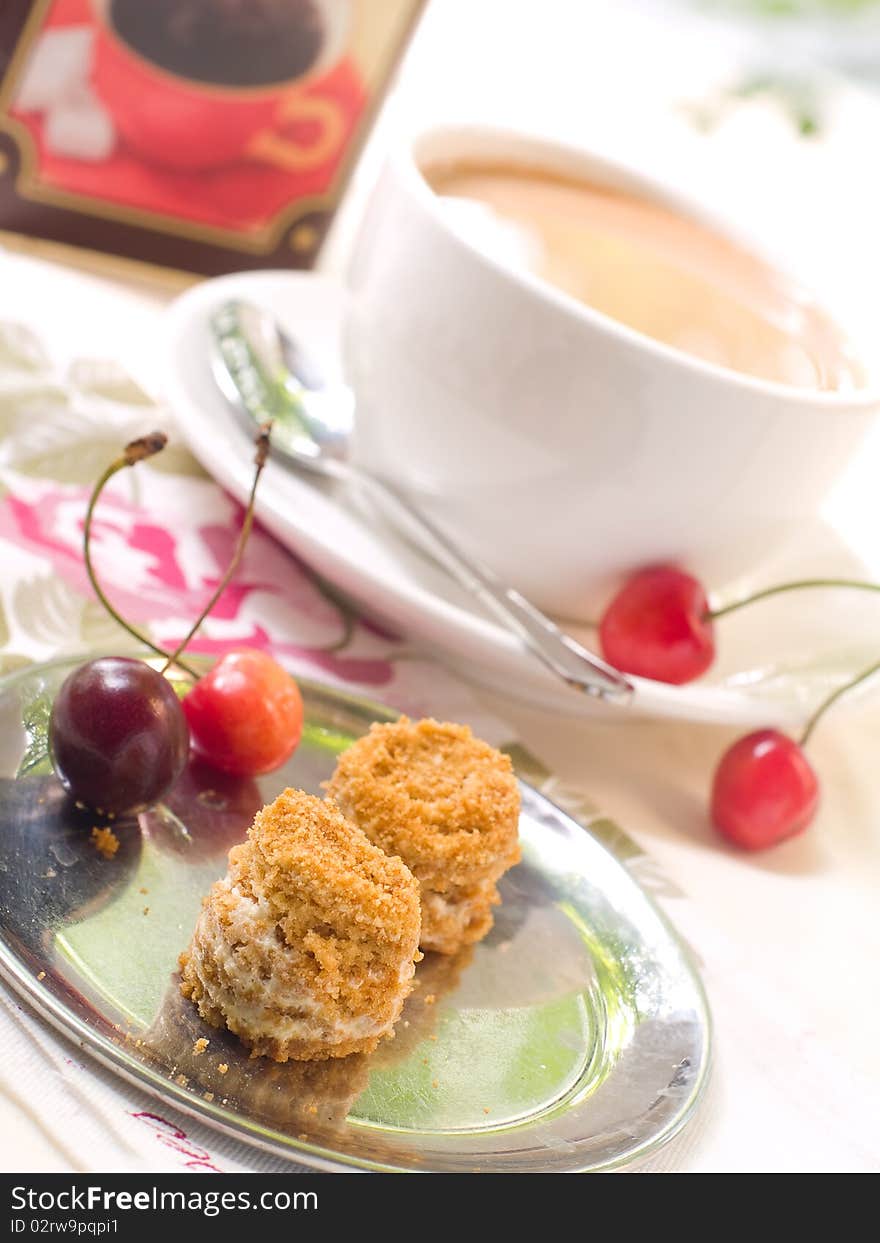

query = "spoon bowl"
[{"left": 212, "top": 299, "right": 353, "bottom": 472}]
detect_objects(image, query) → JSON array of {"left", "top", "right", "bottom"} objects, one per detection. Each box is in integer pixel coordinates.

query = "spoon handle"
[{"left": 362, "top": 474, "right": 634, "bottom": 705}]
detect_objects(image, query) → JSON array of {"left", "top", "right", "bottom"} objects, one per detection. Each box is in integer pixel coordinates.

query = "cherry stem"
[
  {"left": 84, "top": 434, "right": 199, "bottom": 679},
  {"left": 709, "top": 577, "right": 880, "bottom": 622},
  {"left": 800, "top": 655, "right": 880, "bottom": 747},
  {"left": 705, "top": 575, "right": 880, "bottom": 746},
  {"left": 160, "top": 422, "right": 272, "bottom": 675}
]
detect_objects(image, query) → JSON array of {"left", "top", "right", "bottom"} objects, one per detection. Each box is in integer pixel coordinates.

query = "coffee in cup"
[
  {"left": 110, "top": 0, "right": 325, "bottom": 89},
  {"left": 423, "top": 159, "right": 864, "bottom": 393}
]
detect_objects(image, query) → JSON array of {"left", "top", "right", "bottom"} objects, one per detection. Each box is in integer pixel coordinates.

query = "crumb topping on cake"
[
  {"left": 325, "top": 718, "right": 521, "bottom": 890},
  {"left": 180, "top": 788, "right": 421, "bottom": 1061},
  {"left": 325, "top": 719, "right": 521, "bottom": 953}
]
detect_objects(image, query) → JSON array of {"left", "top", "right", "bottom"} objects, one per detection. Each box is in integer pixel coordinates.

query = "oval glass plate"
[{"left": 0, "top": 656, "right": 710, "bottom": 1172}]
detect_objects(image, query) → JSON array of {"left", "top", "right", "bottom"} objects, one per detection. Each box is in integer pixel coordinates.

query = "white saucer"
[{"left": 162, "top": 270, "right": 880, "bottom": 727}]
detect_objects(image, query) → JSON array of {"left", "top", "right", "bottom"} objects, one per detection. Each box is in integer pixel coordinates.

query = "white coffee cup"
[{"left": 344, "top": 124, "right": 880, "bottom": 620}]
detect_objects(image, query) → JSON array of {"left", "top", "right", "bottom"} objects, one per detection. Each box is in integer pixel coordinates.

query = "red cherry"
[
  {"left": 710, "top": 729, "right": 819, "bottom": 851},
  {"left": 599, "top": 566, "right": 715, "bottom": 684},
  {"left": 183, "top": 649, "right": 304, "bottom": 777}
]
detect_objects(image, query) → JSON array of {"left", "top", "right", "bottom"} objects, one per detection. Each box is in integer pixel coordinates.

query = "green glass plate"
[{"left": 0, "top": 656, "right": 710, "bottom": 1172}]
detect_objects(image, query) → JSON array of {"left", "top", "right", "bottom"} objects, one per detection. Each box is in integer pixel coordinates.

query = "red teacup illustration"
[{"left": 90, "top": 0, "right": 349, "bottom": 171}]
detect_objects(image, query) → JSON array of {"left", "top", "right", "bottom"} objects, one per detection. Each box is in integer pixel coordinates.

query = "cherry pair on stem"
[
  {"left": 49, "top": 428, "right": 304, "bottom": 818},
  {"left": 599, "top": 565, "right": 880, "bottom": 852}
]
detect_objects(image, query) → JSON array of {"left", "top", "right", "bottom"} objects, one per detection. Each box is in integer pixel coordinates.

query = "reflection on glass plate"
[{"left": 0, "top": 656, "right": 710, "bottom": 1172}]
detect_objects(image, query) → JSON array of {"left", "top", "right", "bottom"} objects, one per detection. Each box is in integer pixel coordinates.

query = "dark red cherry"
[{"left": 49, "top": 657, "right": 189, "bottom": 815}]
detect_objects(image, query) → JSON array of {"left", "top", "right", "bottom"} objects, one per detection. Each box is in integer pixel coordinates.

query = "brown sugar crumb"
[
  {"left": 175, "top": 1074, "right": 188, "bottom": 1087},
  {"left": 483, "top": 1107, "right": 490, "bottom": 1115},
  {"left": 139, "top": 887, "right": 148, "bottom": 894},
  {"left": 424, "top": 994, "right": 436, "bottom": 1006},
  {"left": 178, "top": 788, "right": 421, "bottom": 1063},
  {"left": 36, "top": 971, "right": 46, "bottom": 981},
  {"left": 142, "top": 907, "right": 150, "bottom": 916},
  {"left": 429, "top": 1034, "right": 438, "bottom": 1042},
  {"left": 90, "top": 826, "right": 120, "bottom": 859},
  {"left": 325, "top": 718, "right": 521, "bottom": 956},
  {"left": 192, "top": 1038, "right": 209, "bottom": 1056},
  {"left": 203, "top": 1092, "right": 215, "bottom": 1102},
  {"left": 431, "top": 1079, "right": 439, "bottom": 1089},
  {"left": 218, "top": 1063, "right": 229, "bottom": 1075}
]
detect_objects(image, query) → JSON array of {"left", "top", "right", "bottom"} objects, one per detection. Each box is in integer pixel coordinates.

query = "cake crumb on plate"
[{"left": 90, "top": 826, "right": 119, "bottom": 859}]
